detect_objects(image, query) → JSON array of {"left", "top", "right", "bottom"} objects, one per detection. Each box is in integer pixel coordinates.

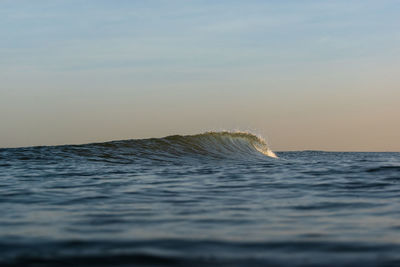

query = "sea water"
[{"left": 1, "top": 132, "right": 400, "bottom": 266}]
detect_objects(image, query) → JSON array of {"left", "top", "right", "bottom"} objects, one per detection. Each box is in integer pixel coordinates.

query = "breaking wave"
[
  {"left": 93, "top": 131, "right": 277, "bottom": 161},
  {"left": 3, "top": 131, "right": 277, "bottom": 163},
  {"left": 156, "top": 131, "right": 277, "bottom": 158}
]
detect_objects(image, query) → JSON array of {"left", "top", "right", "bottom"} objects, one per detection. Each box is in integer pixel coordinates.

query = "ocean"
[{"left": 1, "top": 131, "right": 399, "bottom": 266}]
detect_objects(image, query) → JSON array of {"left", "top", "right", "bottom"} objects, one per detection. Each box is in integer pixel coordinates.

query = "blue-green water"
[{"left": 1, "top": 132, "right": 400, "bottom": 266}]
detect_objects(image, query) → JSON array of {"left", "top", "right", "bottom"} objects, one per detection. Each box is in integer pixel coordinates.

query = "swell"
[{"left": 1, "top": 132, "right": 277, "bottom": 163}]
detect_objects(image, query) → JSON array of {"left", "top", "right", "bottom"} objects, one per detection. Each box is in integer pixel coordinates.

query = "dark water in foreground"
[{"left": 1, "top": 132, "right": 400, "bottom": 266}]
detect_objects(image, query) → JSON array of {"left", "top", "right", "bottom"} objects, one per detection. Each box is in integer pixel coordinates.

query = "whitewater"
[{"left": 1, "top": 131, "right": 400, "bottom": 266}]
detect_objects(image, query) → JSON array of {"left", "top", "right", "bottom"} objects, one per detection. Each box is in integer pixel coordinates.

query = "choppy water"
[{"left": 1, "top": 132, "right": 400, "bottom": 266}]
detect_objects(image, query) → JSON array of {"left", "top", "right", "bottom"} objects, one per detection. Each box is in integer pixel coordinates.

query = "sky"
[{"left": 1, "top": 0, "right": 399, "bottom": 151}]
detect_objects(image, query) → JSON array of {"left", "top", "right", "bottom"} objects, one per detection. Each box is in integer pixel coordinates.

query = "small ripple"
[
  {"left": 55, "top": 195, "right": 110, "bottom": 205},
  {"left": 291, "top": 201, "right": 381, "bottom": 211},
  {"left": 367, "top": 166, "right": 400, "bottom": 173},
  {"left": 338, "top": 182, "right": 391, "bottom": 189}
]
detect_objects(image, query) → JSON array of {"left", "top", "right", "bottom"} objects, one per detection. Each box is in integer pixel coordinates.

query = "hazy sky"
[{"left": 1, "top": 0, "right": 399, "bottom": 151}]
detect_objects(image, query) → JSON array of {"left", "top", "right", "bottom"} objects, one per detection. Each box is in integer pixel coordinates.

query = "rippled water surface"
[{"left": 1, "top": 132, "right": 400, "bottom": 266}]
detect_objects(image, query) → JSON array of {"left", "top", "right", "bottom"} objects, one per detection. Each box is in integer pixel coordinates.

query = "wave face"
[{"left": 75, "top": 131, "right": 277, "bottom": 162}]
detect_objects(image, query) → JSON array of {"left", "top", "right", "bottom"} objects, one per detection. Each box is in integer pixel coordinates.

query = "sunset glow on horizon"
[{"left": 1, "top": 0, "right": 399, "bottom": 151}]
